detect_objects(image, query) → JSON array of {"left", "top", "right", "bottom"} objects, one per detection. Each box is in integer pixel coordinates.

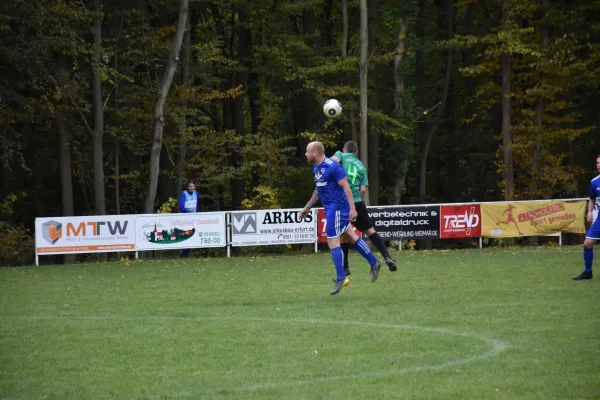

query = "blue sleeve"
[
  {"left": 591, "top": 183, "right": 598, "bottom": 200},
  {"left": 332, "top": 163, "right": 347, "bottom": 183},
  {"left": 178, "top": 192, "right": 187, "bottom": 213}
]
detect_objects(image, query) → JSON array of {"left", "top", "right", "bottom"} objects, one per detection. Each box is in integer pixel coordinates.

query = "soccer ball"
[{"left": 323, "top": 99, "right": 342, "bottom": 118}]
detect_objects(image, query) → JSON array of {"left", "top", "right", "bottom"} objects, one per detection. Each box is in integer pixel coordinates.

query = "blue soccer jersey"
[
  {"left": 313, "top": 157, "right": 352, "bottom": 238},
  {"left": 586, "top": 175, "right": 600, "bottom": 240},
  {"left": 313, "top": 157, "right": 348, "bottom": 210},
  {"left": 590, "top": 175, "right": 600, "bottom": 221}
]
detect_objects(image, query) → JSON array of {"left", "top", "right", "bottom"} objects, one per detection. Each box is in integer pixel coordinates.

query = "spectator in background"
[{"left": 178, "top": 181, "right": 199, "bottom": 258}]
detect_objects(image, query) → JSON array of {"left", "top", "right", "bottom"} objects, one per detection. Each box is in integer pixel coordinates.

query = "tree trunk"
[
  {"left": 392, "top": 19, "right": 408, "bottom": 205},
  {"left": 144, "top": 0, "right": 189, "bottom": 213},
  {"left": 501, "top": 0, "right": 514, "bottom": 201},
  {"left": 231, "top": 7, "right": 250, "bottom": 209},
  {"left": 367, "top": 0, "right": 380, "bottom": 205},
  {"left": 92, "top": 0, "right": 106, "bottom": 261},
  {"left": 531, "top": 0, "right": 549, "bottom": 200},
  {"left": 177, "top": 11, "right": 191, "bottom": 194},
  {"left": 341, "top": 0, "right": 349, "bottom": 58},
  {"left": 359, "top": 0, "right": 369, "bottom": 203},
  {"left": 340, "top": 0, "right": 357, "bottom": 143},
  {"left": 418, "top": 0, "right": 452, "bottom": 203},
  {"left": 92, "top": 0, "right": 105, "bottom": 217},
  {"left": 56, "top": 108, "right": 76, "bottom": 264}
]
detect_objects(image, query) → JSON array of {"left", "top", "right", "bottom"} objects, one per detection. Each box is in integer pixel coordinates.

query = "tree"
[
  {"left": 144, "top": 0, "right": 189, "bottom": 213},
  {"left": 359, "top": 0, "right": 369, "bottom": 204},
  {"left": 92, "top": 0, "right": 106, "bottom": 216},
  {"left": 501, "top": 0, "right": 514, "bottom": 201}
]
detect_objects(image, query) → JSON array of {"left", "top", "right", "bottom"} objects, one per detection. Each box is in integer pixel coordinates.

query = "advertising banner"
[
  {"left": 367, "top": 206, "right": 440, "bottom": 240},
  {"left": 481, "top": 200, "right": 586, "bottom": 238},
  {"left": 135, "top": 212, "right": 226, "bottom": 250},
  {"left": 230, "top": 209, "right": 316, "bottom": 247},
  {"left": 316, "top": 208, "right": 361, "bottom": 243},
  {"left": 36, "top": 215, "right": 136, "bottom": 254},
  {"left": 440, "top": 205, "right": 482, "bottom": 239}
]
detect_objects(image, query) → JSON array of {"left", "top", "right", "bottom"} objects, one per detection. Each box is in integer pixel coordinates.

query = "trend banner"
[
  {"left": 230, "top": 209, "right": 316, "bottom": 247},
  {"left": 35, "top": 215, "right": 136, "bottom": 254},
  {"left": 481, "top": 200, "right": 587, "bottom": 238},
  {"left": 440, "top": 205, "right": 482, "bottom": 239},
  {"left": 135, "top": 212, "right": 226, "bottom": 250}
]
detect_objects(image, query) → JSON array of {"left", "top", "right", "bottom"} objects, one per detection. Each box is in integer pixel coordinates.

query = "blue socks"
[
  {"left": 584, "top": 247, "right": 593, "bottom": 273},
  {"left": 353, "top": 238, "right": 377, "bottom": 267},
  {"left": 331, "top": 246, "right": 345, "bottom": 281}
]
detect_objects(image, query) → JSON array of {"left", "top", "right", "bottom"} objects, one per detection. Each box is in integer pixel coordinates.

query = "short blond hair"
[{"left": 309, "top": 141, "right": 325, "bottom": 154}]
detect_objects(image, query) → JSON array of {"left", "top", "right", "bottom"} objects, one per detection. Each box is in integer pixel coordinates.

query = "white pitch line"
[{"left": 1, "top": 314, "right": 508, "bottom": 394}]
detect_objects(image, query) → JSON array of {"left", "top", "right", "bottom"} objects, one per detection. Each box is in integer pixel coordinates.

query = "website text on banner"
[
  {"left": 481, "top": 200, "right": 586, "bottom": 238},
  {"left": 230, "top": 209, "right": 316, "bottom": 247},
  {"left": 316, "top": 208, "right": 361, "bottom": 243},
  {"left": 35, "top": 215, "right": 136, "bottom": 254},
  {"left": 440, "top": 205, "right": 482, "bottom": 239},
  {"left": 367, "top": 206, "right": 440, "bottom": 240},
  {"left": 135, "top": 212, "right": 226, "bottom": 250}
]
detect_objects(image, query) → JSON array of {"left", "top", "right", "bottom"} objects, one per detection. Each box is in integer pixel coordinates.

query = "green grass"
[{"left": 1, "top": 246, "right": 599, "bottom": 400}]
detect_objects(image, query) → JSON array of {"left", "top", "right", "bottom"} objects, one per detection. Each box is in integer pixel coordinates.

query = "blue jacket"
[{"left": 178, "top": 190, "right": 199, "bottom": 213}]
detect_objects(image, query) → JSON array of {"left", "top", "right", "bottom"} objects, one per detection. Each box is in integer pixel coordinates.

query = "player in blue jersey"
[
  {"left": 299, "top": 141, "right": 381, "bottom": 295},
  {"left": 572, "top": 154, "right": 600, "bottom": 280},
  {"left": 300, "top": 141, "right": 397, "bottom": 276}
]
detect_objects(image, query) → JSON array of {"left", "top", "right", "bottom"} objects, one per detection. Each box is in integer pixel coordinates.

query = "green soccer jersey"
[{"left": 333, "top": 151, "right": 368, "bottom": 203}]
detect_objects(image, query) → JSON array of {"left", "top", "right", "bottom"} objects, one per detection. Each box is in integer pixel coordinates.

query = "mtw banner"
[
  {"left": 35, "top": 215, "right": 135, "bottom": 254},
  {"left": 481, "top": 200, "right": 587, "bottom": 238}
]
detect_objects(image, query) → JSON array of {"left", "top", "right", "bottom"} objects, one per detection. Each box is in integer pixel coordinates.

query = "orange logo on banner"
[{"left": 481, "top": 201, "right": 586, "bottom": 238}]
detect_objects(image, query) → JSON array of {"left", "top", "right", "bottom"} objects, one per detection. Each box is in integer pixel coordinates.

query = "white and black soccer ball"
[{"left": 323, "top": 99, "right": 342, "bottom": 118}]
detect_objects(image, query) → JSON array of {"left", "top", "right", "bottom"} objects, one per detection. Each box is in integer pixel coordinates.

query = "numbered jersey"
[{"left": 333, "top": 151, "right": 368, "bottom": 203}]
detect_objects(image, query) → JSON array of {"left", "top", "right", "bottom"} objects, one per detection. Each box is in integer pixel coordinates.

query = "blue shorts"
[
  {"left": 586, "top": 217, "right": 600, "bottom": 240},
  {"left": 325, "top": 206, "right": 351, "bottom": 239}
]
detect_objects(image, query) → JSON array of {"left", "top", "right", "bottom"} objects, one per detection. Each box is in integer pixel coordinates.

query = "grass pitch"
[{"left": 1, "top": 246, "right": 599, "bottom": 399}]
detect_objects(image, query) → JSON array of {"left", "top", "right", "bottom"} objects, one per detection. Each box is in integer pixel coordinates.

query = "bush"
[{"left": 0, "top": 221, "right": 34, "bottom": 266}]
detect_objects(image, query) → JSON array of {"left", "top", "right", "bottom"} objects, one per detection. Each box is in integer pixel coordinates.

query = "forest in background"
[{"left": 1, "top": 0, "right": 599, "bottom": 264}]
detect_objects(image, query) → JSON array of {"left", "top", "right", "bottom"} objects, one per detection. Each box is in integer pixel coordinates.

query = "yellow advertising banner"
[{"left": 481, "top": 201, "right": 587, "bottom": 238}]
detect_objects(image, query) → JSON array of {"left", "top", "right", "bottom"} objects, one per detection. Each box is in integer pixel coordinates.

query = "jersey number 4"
[{"left": 347, "top": 165, "right": 358, "bottom": 185}]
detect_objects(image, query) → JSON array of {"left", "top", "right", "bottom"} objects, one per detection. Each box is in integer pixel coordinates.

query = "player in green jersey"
[{"left": 301, "top": 141, "right": 397, "bottom": 276}]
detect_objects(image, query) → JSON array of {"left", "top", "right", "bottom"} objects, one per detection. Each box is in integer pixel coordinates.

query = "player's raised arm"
[{"left": 331, "top": 150, "right": 343, "bottom": 164}]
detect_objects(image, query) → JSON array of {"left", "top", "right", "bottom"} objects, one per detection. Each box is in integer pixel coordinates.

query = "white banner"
[
  {"left": 35, "top": 215, "right": 136, "bottom": 254},
  {"left": 135, "top": 212, "right": 226, "bottom": 250},
  {"left": 230, "top": 209, "right": 316, "bottom": 247}
]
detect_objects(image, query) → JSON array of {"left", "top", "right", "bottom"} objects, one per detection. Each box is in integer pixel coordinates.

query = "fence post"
[{"left": 226, "top": 213, "right": 231, "bottom": 258}]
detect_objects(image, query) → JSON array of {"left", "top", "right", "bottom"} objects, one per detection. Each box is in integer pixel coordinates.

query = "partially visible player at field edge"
[
  {"left": 298, "top": 141, "right": 381, "bottom": 295},
  {"left": 572, "top": 154, "right": 600, "bottom": 280},
  {"left": 300, "top": 140, "right": 397, "bottom": 276}
]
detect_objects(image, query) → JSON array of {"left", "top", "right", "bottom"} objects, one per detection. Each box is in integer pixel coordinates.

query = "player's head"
[
  {"left": 305, "top": 141, "right": 325, "bottom": 162},
  {"left": 343, "top": 141, "right": 359, "bottom": 155},
  {"left": 186, "top": 181, "right": 195, "bottom": 193},
  {"left": 596, "top": 154, "right": 600, "bottom": 171}
]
